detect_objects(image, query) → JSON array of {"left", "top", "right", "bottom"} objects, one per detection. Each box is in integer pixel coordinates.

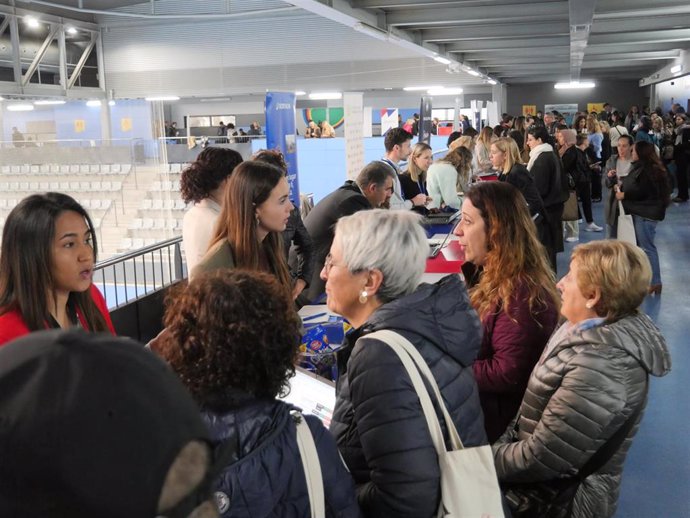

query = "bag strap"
[
  {"left": 575, "top": 377, "right": 648, "bottom": 481},
  {"left": 292, "top": 412, "right": 325, "bottom": 518},
  {"left": 618, "top": 200, "right": 627, "bottom": 216},
  {"left": 367, "top": 330, "right": 464, "bottom": 452}
]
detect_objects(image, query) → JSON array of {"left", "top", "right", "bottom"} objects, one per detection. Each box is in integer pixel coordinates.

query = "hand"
[
  {"left": 292, "top": 278, "right": 307, "bottom": 300},
  {"left": 615, "top": 190, "right": 625, "bottom": 200},
  {"left": 425, "top": 196, "right": 433, "bottom": 205},
  {"left": 607, "top": 169, "right": 617, "bottom": 178},
  {"left": 412, "top": 193, "right": 427, "bottom": 206}
]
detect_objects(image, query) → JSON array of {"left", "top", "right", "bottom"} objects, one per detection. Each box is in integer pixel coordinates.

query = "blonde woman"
[
  {"left": 474, "top": 126, "right": 494, "bottom": 174},
  {"left": 400, "top": 142, "right": 433, "bottom": 212},
  {"left": 320, "top": 120, "right": 336, "bottom": 138},
  {"left": 426, "top": 146, "right": 473, "bottom": 211}
]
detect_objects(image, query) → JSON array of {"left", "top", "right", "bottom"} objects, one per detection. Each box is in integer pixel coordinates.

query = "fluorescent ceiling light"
[
  {"left": 554, "top": 81, "right": 595, "bottom": 89},
  {"left": 86, "top": 100, "right": 102, "bottom": 107},
  {"left": 352, "top": 22, "right": 388, "bottom": 42},
  {"left": 7, "top": 103, "right": 35, "bottom": 111},
  {"left": 403, "top": 85, "right": 441, "bottom": 91},
  {"left": 433, "top": 56, "right": 452, "bottom": 65},
  {"left": 25, "top": 17, "right": 40, "bottom": 28},
  {"left": 671, "top": 65, "right": 682, "bottom": 74},
  {"left": 427, "top": 87, "right": 464, "bottom": 96},
  {"left": 145, "top": 95, "right": 180, "bottom": 101},
  {"left": 108, "top": 100, "right": 116, "bottom": 106},
  {"left": 308, "top": 92, "right": 342, "bottom": 100},
  {"left": 34, "top": 100, "right": 66, "bottom": 105},
  {"left": 295, "top": 91, "right": 307, "bottom": 96},
  {"left": 467, "top": 70, "right": 481, "bottom": 77},
  {"left": 487, "top": 79, "right": 498, "bottom": 85},
  {"left": 67, "top": 27, "right": 78, "bottom": 35}
]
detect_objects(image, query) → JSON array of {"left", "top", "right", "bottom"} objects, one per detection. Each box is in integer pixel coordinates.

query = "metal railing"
[{"left": 94, "top": 236, "right": 185, "bottom": 310}]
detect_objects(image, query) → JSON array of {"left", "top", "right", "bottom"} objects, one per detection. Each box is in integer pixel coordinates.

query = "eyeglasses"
[{"left": 323, "top": 253, "right": 346, "bottom": 274}]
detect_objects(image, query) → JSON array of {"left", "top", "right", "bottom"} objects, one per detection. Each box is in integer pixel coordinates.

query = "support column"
[{"left": 100, "top": 100, "right": 112, "bottom": 143}]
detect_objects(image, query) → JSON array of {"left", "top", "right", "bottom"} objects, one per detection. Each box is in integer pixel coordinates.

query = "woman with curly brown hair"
[
  {"left": 180, "top": 147, "right": 243, "bottom": 271},
  {"left": 157, "top": 269, "right": 361, "bottom": 518},
  {"left": 191, "top": 160, "right": 294, "bottom": 291},
  {"left": 454, "top": 181, "right": 560, "bottom": 442}
]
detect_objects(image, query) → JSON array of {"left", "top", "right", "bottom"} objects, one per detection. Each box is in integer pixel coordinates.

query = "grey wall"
[
  {"left": 654, "top": 76, "right": 690, "bottom": 113},
  {"left": 507, "top": 80, "right": 651, "bottom": 116}
]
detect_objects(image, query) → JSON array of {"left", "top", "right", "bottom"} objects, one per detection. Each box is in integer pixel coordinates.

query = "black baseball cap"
[{"left": 0, "top": 329, "right": 211, "bottom": 517}]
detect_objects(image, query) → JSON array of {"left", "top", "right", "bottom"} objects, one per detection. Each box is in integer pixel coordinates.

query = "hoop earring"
[{"left": 358, "top": 290, "right": 368, "bottom": 304}]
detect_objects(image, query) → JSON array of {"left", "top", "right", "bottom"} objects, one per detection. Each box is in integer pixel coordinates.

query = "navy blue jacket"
[
  {"left": 331, "top": 274, "right": 488, "bottom": 518},
  {"left": 203, "top": 398, "right": 361, "bottom": 518}
]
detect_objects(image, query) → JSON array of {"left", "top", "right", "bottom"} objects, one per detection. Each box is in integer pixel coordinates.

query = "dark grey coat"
[
  {"left": 331, "top": 275, "right": 487, "bottom": 518},
  {"left": 493, "top": 312, "right": 671, "bottom": 518}
]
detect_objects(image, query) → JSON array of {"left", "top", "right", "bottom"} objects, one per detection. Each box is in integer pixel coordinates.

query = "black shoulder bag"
[{"left": 504, "top": 377, "right": 648, "bottom": 518}]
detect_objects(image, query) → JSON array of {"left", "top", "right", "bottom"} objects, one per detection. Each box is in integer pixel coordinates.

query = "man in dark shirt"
[{"left": 302, "top": 162, "right": 394, "bottom": 303}]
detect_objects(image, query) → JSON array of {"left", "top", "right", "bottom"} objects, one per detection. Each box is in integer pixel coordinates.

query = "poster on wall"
[
  {"left": 266, "top": 91, "right": 300, "bottom": 208},
  {"left": 419, "top": 96, "right": 433, "bottom": 144},
  {"left": 74, "top": 119, "right": 86, "bottom": 133},
  {"left": 120, "top": 118, "right": 132, "bottom": 132},
  {"left": 587, "top": 103, "right": 605, "bottom": 114},
  {"left": 363, "top": 106, "right": 373, "bottom": 138},
  {"left": 344, "top": 92, "right": 365, "bottom": 181},
  {"left": 545, "top": 103, "right": 578, "bottom": 125},
  {"left": 522, "top": 105, "right": 537, "bottom": 116},
  {"left": 380, "top": 109, "right": 399, "bottom": 135}
]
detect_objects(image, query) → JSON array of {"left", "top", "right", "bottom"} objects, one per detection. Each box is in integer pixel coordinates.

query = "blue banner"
[{"left": 266, "top": 92, "right": 300, "bottom": 208}]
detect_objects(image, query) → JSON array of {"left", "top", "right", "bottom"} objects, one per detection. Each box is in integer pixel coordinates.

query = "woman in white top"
[
  {"left": 181, "top": 147, "right": 243, "bottom": 271},
  {"left": 426, "top": 146, "right": 473, "bottom": 211},
  {"left": 604, "top": 134, "right": 634, "bottom": 238}
]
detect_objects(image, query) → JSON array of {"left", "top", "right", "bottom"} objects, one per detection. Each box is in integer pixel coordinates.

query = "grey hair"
[
  {"left": 356, "top": 161, "right": 395, "bottom": 189},
  {"left": 335, "top": 209, "right": 428, "bottom": 303}
]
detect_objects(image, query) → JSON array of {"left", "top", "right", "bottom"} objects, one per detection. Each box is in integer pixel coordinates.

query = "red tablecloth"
[{"left": 425, "top": 240, "right": 464, "bottom": 273}]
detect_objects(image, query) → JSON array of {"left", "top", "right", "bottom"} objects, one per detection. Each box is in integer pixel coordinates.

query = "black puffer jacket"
[
  {"left": 493, "top": 313, "right": 671, "bottom": 518},
  {"left": 331, "top": 274, "right": 487, "bottom": 518},
  {"left": 621, "top": 161, "right": 671, "bottom": 221}
]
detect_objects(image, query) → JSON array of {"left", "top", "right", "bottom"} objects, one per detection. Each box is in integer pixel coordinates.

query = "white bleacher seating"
[
  {"left": 113, "top": 181, "right": 122, "bottom": 191},
  {"left": 40, "top": 165, "right": 50, "bottom": 174},
  {"left": 142, "top": 218, "right": 154, "bottom": 229},
  {"left": 0, "top": 199, "right": 7, "bottom": 208},
  {"left": 142, "top": 199, "right": 153, "bottom": 210},
  {"left": 9, "top": 182, "right": 19, "bottom": 191},
  {"left": 91, "top": 181, "right": 102, "bottom": 191},
  {"left": 154, "top": 218, "right": 166, "bottom": 229},
  {"left": 59, "top": 182, "right": 70, "bottom": 191},
  {"left": 1, "top": 166, "right": 10, "bottom": 174},
  {"left": 90, "top": 164, "right": 100, "bottom": 173},
  {"left": 30, "top": 165, "right": 39, "bottom": 174},
  {"left": 91, "top": 199, "right": 102, "bottom": 210},
  {"left": 101, "top": 164, "right": 111, "bottom": 174},
  {"left": 129, "top": 218, "right": 143, "bottom": 229},
  {"left": 79, "top": 164, "right": 90, "bottom": 174},
  {"left": 120, "top": 238, "right": 133, "bottom": 249},
  {"left": 19, "top": 182, "right": 29, "bottom": 191},
  {"left": 167, "top": 219, "right": 178, "bottom": 230},
  {"left": 30, "top": 182, "right": 39, "bottom": 190},
  {"left": 70, "top": 182, "right": 80, "bottom": 191},
  {"left": 132, "top": 238, "right": 145, "bottom": 249},
  {"left": 170, "top": 163, "right": 182, "bottom": 173},
  {"left": 0, "top": 183, "right": 9, "bottom": 191},
  {"left": 49, "top": 182, "right": 59, "bottom": 191},
  {"left": 102, "top": 199, "right": 112, "bottom": 210},
  {"left": 111, "top": 164, "right": 121, "bottom": 173},
  {"left": 10, "top": 166, "right": 20, "bottom": 174},
  {"left": 20, "top": 165, "right": 30, "bottom": 174},
  {"left": 69, "top": 164, "right": 79, "bottom": 173},
  {"left": 101, "top": 181, "right": 112, "bottom": 191},
  {"left": 60, "top": 165, "right": 70, "bottom": 174},
  {"left": 151, "top": 199, "right": 163, "bottom": 210},
  {"left": 175, "top": 200, "right": 186, "bottom": 210},
  {"left": 79, "top": 181, "right": 90, "bottom": 191},
  {"left": 121, "top": 164, "right": 131, "bottom": 174}
]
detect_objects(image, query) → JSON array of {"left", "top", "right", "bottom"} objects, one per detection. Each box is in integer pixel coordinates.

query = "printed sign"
[{"left": 266, "top": 92, "right": 300, "bottom": 207}]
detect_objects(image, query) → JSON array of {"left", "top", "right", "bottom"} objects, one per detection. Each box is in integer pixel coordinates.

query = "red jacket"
[
  {"left": 472, "top": 280, "right": 559, "bottom": 443},
  {"left": 0, "top": 284, "right": 115, "bottom": 347}
]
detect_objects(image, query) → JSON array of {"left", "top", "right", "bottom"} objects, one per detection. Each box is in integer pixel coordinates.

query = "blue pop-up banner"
[{"left": 266, "top": 91, "right": 300, "bottom": 208}]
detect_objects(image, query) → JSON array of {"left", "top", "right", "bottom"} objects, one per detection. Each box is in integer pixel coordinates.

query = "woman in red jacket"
[
  {"left": 454, "top": 181, "right": 560, "bottom": 442},
  {"left": 0, "top": 193, "right": 114, "bottom": 346}
]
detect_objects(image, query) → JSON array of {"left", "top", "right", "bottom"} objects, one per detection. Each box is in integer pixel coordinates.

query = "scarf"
[{"left": 527, "top": 142, "right": 554, "bottom": 171}]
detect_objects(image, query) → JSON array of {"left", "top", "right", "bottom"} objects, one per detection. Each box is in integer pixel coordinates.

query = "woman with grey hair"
[{"left": 326, "top": 209, "right": 487, "bottom": 518}]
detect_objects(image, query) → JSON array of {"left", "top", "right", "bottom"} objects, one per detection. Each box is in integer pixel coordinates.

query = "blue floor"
[{"left": 557, "top": 197, "right": 690, "bottom": 517}]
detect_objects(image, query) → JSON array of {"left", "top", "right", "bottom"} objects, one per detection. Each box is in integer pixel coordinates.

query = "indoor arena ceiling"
[{"left": 7, "top": 0, "right": 690, "bottom": 86}]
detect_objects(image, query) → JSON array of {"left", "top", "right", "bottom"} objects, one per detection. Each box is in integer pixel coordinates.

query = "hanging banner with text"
[
  {"left": 419, "top": 96, "right": 433, "bottom": 144},
  {"left": 266, "top": 91, "right": 300, "bottom": 208},
  {"left": 344, "top": 92, "right": 365, "bottom": 180},
  {"left": 381, "top": 108, "right": 399, "bottom": 135}
]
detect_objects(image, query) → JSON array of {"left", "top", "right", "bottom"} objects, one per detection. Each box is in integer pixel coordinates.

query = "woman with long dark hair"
[
  {"left": 616, "top": 140, "right": 671, "bottom": 294},
  {"left": 191, "top": 161, "right": 294, "bottom": 291},
  {"left": 0, "top": 193, "right": 114, "bottom": 346},
  {"left": 454, "top": 182, "right": 560, "bottom": 442},
  {"left": 180, "top": 147, "right": 243, "bottom": 271}
]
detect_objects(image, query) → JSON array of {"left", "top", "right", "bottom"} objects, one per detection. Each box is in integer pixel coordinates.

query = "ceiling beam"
[
  {"left": 569, "top": 0, "right": 597, "bottom": 81},
  {"left": 352, "top": 0, "right": 559, "bottom": 8},
  {"left": 466, "top": 46, "right": 570, "bottom": 59},
  {"left": 595, "top": 0, "right": 690, "bottom": 18},
  {"left": 592, "top": 13, "right": 690, "bottom": 34},
  {"left": 445, "top": 36, "right": 570, "bottom": 52},
  {"left": 421, "top": 21, "right": 568, "bottom": 42},
  {"left": 585, "top": 41, "right": 688, "bottom": 55},
  {"left": 589, "top": 28, "right": 690, "bottom": 45},
  {"left": 387, "top": 2, "right": 568, "bottom": 27}
]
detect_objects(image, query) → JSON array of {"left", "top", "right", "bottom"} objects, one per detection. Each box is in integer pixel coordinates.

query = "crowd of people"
[{"left": 0, "top": 101, "right": 677, "bottom": 518}]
